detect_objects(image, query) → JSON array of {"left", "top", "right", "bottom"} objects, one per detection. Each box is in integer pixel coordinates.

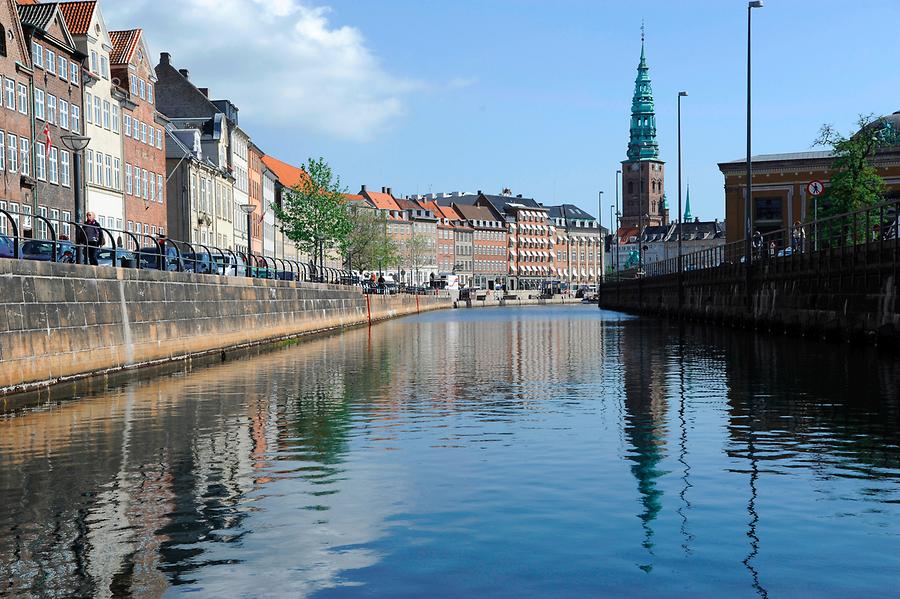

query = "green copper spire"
[
  {"left": 626, "top": 25, "right": 659, "bottom": 161},
  {"left": 662, "top": 193, "right": 668, "bottom": 210},
  {"left": 683, "top": 184, "right": 693, "bottom": 222}
]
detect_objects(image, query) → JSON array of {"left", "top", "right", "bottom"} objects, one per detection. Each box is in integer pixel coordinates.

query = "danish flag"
[{"left": 41, "top": 122, "right": 52, "bottom": 157}]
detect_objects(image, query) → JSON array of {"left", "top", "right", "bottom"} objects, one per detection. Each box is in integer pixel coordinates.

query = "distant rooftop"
[{"left": 721, "top": 150, "right": 834, "bottom": 165}]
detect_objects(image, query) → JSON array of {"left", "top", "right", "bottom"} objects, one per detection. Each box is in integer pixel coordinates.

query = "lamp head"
[
  {"left": 60, "top": 134, "right": 91, "bottom": 152},
  {"left": 679, "top": 91, "right": 688, "bottom": 97},
  {"left": 239, "top": 203, "right": 256, "bottom": 214},
  {"left": 749, "top": 1, "right": 763, "bottom": 7}
]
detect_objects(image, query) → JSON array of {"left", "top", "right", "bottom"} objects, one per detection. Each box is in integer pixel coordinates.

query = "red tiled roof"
[
  {"left": 261, "top": 155, "right": 308, "bottom": 189},
  {"left": 364, "top": 190, "right": 400, "bottom": 212},
  {"left": 108, "top": 29, "right": 141, "bottom": 65},
  {"left": 58, "top": 1, "right": 96, "bottom": 36}
]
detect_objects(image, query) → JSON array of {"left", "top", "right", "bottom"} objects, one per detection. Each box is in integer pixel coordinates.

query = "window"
[
  {"left": 124, "top": 115, "right": 131, "bottom": 137},
  {"left": 148, "top": 84, "right": 153, "bottom": 105},
  {"left": 134, "top": 164, "right": 140, "bottom": 197},
  {"left": 125, "top": 163, "right": 132, "bottom": 194},
  {"left": 156, "top": 129, "right": 163, "bottom": 149},
  {"left": 62, "top": 212, "right": 71, "bottom": 238},
  {"left": 58, "top": 56, "right": 67, "bottom": 80},
  {"left": 20, "top": 139, "right": 28, "bottom": 176},
  {"left": 4, "top": 79, "right": 13, "bottom": 109},
  {"left": 94, "top": 95, "right": 101, "bottom": 125},
  {"left": 142, "top": 169, "right": 148, "bottom": 199},
  {"left": 70, "top": 62, "right": 79, "bottom": 86},
  {"left": 111, "top": 105, "right": 119, "bottom": 133},
  {"left": 0, "top": 132, "right": 4, "bottom": 170},
  {"left": 113, "top": 158, "right": 120, "bottom": 190},
  {"left": 17, "top": 83, "right": 26, "bottom": 114},
  {"left": 32, "top": 42, "right": 43, "bottom": 68},
  {"left": 147, "top": 127, "right": 153, "bottom": 147},
  {"left": 127, "top": 221, "right": 133, "bottom": 233},
  {"left": 46, "top": 50, "right": 55, "bottom": 75},
  {"left": 86, "top": 150, "right": 93, "bottom": 184},
  {"left": 46, "top": 95, "right": 56, "bottom": 124},
  {"left": 102, "top": 100, "right": 110, "bottom": 129},
  {"left": 60, "top": 151, "right": 70, "bottom": 187},
  {"left": 139, "top": 78, "right": 145, "bottom": 100},
  {"left": 7, "top": 135, "right": 15, "bottom": 173},
  {"left": 59, "top": 100, "right": 68, "bottom": 129},
  {"left": 140, "top": 122, "right": 147, "bottom": 143},
  {"left": 149, "top": 172, "right": 155, "bottom": 201},
  {"left": 100, "top": 56, "right": 108, "bottom": 79},
  {"left": 130, "top": 76, "right": 137, "bottom": 95},
  {"left": 34, "top": 89, "right": 44, "bottom": 120},
  {"left": 104, "top": 154, "right": 111, "bottom": 187},
  {"left": 190, "top": 173, "right": 197, "bottom": 210},
  {"left": 71, "top": 106, "right": 80, "bottom": 133},
  {"left": 90, "top": 50, "right": 98, "bottom": 73},
  {"left": 35, "top": 142, "right": 45, "bottom": 180},
  {"left": 157, "top": 174, "right": 164, "bottom": 202},
  {"left": 48, "top": 148, "right": 58, "bottom": 184},
  {"left": 84, "top": 92, "right": 92, "bottom": 123},
  {"left": 94, "top": 151, "right": 102, "bottom": 184}
]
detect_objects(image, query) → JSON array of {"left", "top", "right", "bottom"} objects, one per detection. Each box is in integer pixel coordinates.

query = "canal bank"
[{"left": 0, "top": 259, "right": 451, "bottom": 396}]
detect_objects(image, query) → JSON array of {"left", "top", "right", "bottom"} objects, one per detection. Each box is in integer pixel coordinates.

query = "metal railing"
[
  {"left": 0, "top": 209, "right": 356, "bottom": 285},
  {"left": 613, "top": 197, "right": 899, "bottom": 280}
]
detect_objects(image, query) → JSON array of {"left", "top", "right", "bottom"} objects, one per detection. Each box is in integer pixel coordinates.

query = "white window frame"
[
  {"left": 48, "top": 147, "right": 58, "bottom": 184},
  {"left": 4, "top": 79, "right": 13, "bottom": 110},
  {"left": 7, "top": 134, "right": 16, "bottom": 173},
  {"left": 125, "top": 163, "right": 132, "bottom": 195},
  {"left": 104, "top": 154, "right": 111, "bottom": 187},
  {"left": 157, "top": 174, "right": 164, "bottom": 202},
  {"left": 46, "top": 50, "right": 56, "bottom": 75},
  {"left": 58, "top": 56, "right": 67, "bottom": 81},
  {"left": 113, "top": 158, "right": 120, "bottom": 190},
  {"left": 60, "top": 150, "right": 70, "bottom": 187},
  {"left": 142, "top": 169, "right": 149, "bottom": 199},
  {"left": 70, "top": 62, "right": 79, "bottom": 86},
  {"left": 111, "top": 105, "right": 119, "bottom": 133},
  {"left": 102, "top": 100, "right": 110, "bottom": 129},
  {"left": 84, "top": 92, "right": 92, "bottom": 124},
  {"left": 86, "top": 149, "right": 93, "bottom": 184},
  {"left": 46, "top": 94, "right": 56, "bottom": 125},
  {"left": 71, "top": 106, "right": 80, "bottom": 133},
  {"left": 124, "top": 114, "right": 131, "bottom": 137},
  {"left": 32, "top": 42, "right": 43, "bottom": 68},
  {"left": 35, "top": 142, "right": 46, "bottom": 181},
  {"left": 94, "top": 96, "right": 101, "bottom": 125},
  {"left": 17, "top": 83, "right": 27, "bottom": 115},
  {"left": 34, "top": 89, "right": 44, "bottom": 120},
  {"left": 20, "top": 139, "right": 29, "bottom": 176},
  {"left": 59, "top": 99, "right": 69, "bottom": 130}
]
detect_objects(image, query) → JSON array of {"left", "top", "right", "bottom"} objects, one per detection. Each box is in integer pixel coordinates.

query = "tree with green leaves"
[
  {"left": 272, "top": 157, "right": 352, "bottom": 275},
  {"left": 814, "top": 114, "right": 891, "bottom": 246},
  {"left": 403, "top": 233, "right": 432, "bottom": 286}
]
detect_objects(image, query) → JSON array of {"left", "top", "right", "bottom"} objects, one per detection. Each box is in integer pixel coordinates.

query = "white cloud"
[{"left": 103, "top": 0, "right": 419, "bottom": 141}]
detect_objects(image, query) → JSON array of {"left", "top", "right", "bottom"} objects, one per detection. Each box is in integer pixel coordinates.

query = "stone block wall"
[{"left": 0, "top": 259, "right": 451, "bottom": 394}]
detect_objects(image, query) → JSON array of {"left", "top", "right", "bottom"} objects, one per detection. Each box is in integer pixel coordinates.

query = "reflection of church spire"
[{"left": 621, "top": 319, "right": 669, "bottom": 571}]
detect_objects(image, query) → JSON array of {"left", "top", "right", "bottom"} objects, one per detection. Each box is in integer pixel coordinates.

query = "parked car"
[
  {"left": 0, "top": 233, "right": 15, "bottom": 258},
  {"left": 138, "top": 245, "right": 185, "bottom": 271},
  {"left": 97, "top": 248, "right": 137, "bottom": 268},
  {"left": 21, "top": 239, "right": 76, "bottom": 262},
  {"left": 459, "top": 287, "right": 481, "bottom": 301},
  {"left": 214, "top": 254, "right": 249, "bottom": 276},
  {"left": 182, "top": 252, "right": 217, "bottom": 274}
]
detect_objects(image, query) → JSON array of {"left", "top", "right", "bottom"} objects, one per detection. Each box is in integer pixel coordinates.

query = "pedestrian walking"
[
  {"left": 82, "top": 212, "right": 104, "bottom": 266},
  {"left": 791, "top": 221, "right": 805, "bottom": 253}
]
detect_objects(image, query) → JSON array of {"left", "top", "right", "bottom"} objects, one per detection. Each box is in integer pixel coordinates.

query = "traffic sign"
[{"left": 807, "top": 180, "right": 825, "bottom": 196}]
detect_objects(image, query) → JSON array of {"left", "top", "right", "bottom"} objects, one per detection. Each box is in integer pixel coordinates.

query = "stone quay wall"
[
  {"left": 0, "top": 259, "right": 451, "bottom": 395},
  {"left": 598, "top": 243, "right": 899, "bottom": 346}
]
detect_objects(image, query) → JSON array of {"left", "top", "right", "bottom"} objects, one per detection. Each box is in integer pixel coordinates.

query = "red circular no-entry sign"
[{"left": 807, "top": 180, "right": 825, "bottom": 196}]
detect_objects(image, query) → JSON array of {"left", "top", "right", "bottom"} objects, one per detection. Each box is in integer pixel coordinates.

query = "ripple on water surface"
[{"left": 1, "top": 306, "right": 899, "bottom": 598}]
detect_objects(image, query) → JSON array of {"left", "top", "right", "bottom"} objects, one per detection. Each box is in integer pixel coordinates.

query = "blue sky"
[{"left": 108, "top": 0, "right": 900, "bottom": 224}]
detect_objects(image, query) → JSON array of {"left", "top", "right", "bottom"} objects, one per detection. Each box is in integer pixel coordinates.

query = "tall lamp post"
[
  {"left": 746, "top": 1, "right": 764, "bottom": 269},
  {"left": 597, "top": 190, "right": 603, "bottom": 283},
  {"left": 60, "top": 134, "right": 91, "bottom": 224},
  {"left": 677, "top": 91, "right": 688, "bottom": 305},
  {"left": 239, "top": 203, "right": 255, "bottom": 274},
  {"left": 615, "top": 169, "right": 622, "bottom": 274}
]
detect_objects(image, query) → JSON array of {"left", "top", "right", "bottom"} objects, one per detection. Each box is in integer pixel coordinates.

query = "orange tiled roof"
[
  {"left": 59, "top": 1, "right": 96, "bottom": 36},
  {"left": 262, "top": 155, "right": 308, "bottom": 189},
  {"left": 365, "top": 190, "right": 400, "bottom": 212},
  {"left": 108, "top": 29, "right": 141, "bottom": 65}
]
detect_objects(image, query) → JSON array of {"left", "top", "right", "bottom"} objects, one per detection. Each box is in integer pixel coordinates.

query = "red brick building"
[
  {"left": 247, "top": 142, "right": 264, "bottom": 254},
  {"left": 454, "top": 203, "right": 507, "bottom": 289},
  {"left": 0, "top": 0, "right": 35, "bottom": 236},
  {"left": 110, "top": 29, "right": 166, "bottom": 239},
  {"left": 17, "top": 1, "right": 84, "bottom": 238}
]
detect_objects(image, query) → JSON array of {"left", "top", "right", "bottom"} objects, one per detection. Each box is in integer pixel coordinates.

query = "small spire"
[
  {"left": 683, "top": 184, "right": 693, "bottom": 222},
  {"left": 640, "top": 20, "right": 646, "bottom": 62}
]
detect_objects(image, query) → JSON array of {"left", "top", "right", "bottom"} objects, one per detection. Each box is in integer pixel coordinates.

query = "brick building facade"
[{"left": 110, "top": 29, "right": 166, "bottom": 239}]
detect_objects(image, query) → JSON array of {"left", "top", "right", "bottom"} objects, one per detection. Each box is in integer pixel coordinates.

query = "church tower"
[{"left": 621, "top": 29, "right": 667, "bottom": 229}]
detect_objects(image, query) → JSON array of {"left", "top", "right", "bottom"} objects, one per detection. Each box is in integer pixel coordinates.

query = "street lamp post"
[
  {"left": 239, "top": 203, "right": 256, "bottom": 275},
  {"left": 677, "top": 91, "right": 688, "bottom": 306},
  {"left": 615, "top": 169, "right": 622, "bottom": 274},
  {"left": 60, "top": 134, "right": 91, "bottom": 224},
  {"left": 746, "top": 1, "right": 764, "bottom": 301},
  {"left": 597, "top": 190, "right": 603, "bottom": 282}
]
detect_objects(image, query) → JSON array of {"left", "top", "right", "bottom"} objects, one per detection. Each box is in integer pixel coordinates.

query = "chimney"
[
  {"left": 477, "top": 190, "right": 482, "bottom": 195},
  {"left": 386, "top": 187, "right": 392, "bottom": 196},
  {"left": 160, "top": 52, "right": 171, "bottom": 65},
  {"left": 198, "top": 87, "right": 209, "bottom": 97},
  {"left": 178, "top": 68, "right": 189, "bottom": 80},
  {"left": 381, "top": 186, "right": 387, "bottom": 193},
  {"left": 360, "top": 184, "right": 367, "bottom": 193},
  {"left": 516, "top": 194, "right": 522, "bottom": 198}
]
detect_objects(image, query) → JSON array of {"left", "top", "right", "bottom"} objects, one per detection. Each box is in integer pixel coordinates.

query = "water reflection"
[{"left": 0, "top": 306, "right": 898, "bottom": 597}]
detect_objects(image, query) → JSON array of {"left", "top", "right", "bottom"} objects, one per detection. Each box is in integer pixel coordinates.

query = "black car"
[
  {"left": 0, "top": 233, "right": 15, "bottom": 258},
  {"left": 97, "top": 248, "right": 138, "bottom": 268},
  {"left": 182, "top": 252, "right": 216, "bottom": 274},
  {"left": 138, "top": 245, "right": 185, "bottom": 271},
  {"left": 20, "top": 240, "right": 76, "bottom": 262}
]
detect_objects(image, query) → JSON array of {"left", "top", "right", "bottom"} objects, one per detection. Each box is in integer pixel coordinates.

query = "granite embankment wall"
[
  {"left": 0, "top": 259, "right": 451, "bottom": 395},
  {"left": 598, "top": 246, "right": 899, "bottom": 346}
]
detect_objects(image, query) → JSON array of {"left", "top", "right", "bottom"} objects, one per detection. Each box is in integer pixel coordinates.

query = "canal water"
[{"left": 1, "top": 306, "right": 898, "bottom": 597}]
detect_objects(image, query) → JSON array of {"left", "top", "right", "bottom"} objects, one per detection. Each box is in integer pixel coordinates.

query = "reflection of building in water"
[{"left": 620, "top": 319, "right": 670, "bottom": 567}]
